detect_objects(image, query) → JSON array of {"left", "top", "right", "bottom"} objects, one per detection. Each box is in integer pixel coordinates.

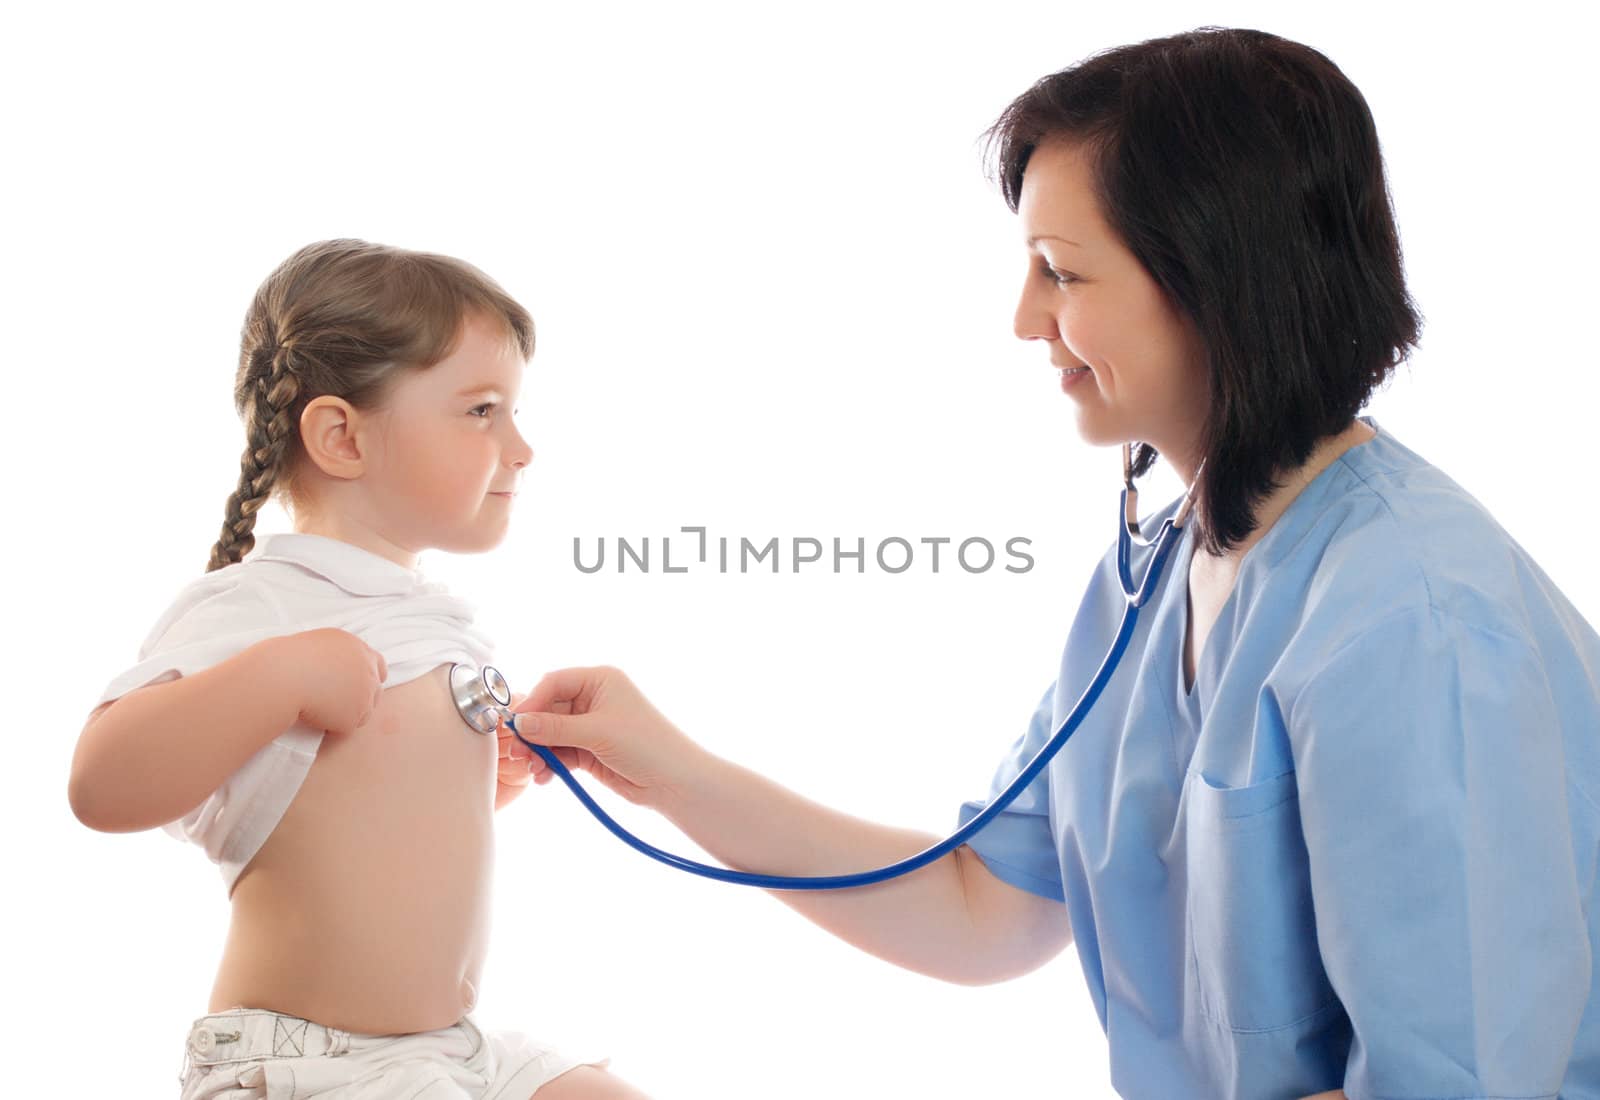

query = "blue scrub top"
[{"left": 958, "top": 415, "right": 1600, "bottom": 1099}]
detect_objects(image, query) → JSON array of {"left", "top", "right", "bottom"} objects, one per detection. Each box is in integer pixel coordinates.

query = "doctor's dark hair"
[
  {"left": 204, "top": 239, "right": 534, "bottom": 573},
  {"left": 985, "top": 26, "right": 1423, "bottom": 557}
]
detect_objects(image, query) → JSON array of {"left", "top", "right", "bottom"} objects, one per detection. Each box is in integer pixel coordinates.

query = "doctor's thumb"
[{"left": 509, "top": 710, "right": 588, "bottom": 749}]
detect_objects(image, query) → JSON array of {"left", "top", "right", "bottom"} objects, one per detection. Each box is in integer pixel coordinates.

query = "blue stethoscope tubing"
[{"left": 501, "top": 454, "right": 1202, "bottom": 891}]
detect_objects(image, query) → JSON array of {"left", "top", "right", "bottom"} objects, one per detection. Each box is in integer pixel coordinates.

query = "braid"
[{"left": 205, "top": 344, "right": 303, "bottom": 573}]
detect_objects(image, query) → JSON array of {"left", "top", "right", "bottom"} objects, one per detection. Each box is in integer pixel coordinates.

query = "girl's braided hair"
[{"left": 206, "top": 239, "right": 534, "bottom": 573}]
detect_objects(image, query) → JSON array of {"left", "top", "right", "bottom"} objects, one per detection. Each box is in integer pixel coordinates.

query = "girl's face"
[
  {"left": 369, "top": 311, "right": 533, "bottom": 556},
  {"left": 1012, "top": 137, "right": 1210, "bottom": 478},
  {"left": 294, "top": 310, "right": 533, "bottom": 565}
]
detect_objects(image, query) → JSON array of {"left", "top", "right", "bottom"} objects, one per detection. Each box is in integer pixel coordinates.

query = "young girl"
[{"left": 69, "top": 239, "right": 652, "bottom": 1099}]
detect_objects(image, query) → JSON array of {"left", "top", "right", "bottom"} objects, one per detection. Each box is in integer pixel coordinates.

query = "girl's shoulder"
[
  {"left": 142, "top": 560, "right": 289, "bottom": 657},
  {"left": 93, "top": 560, "right": 290, "bottom": 712}
]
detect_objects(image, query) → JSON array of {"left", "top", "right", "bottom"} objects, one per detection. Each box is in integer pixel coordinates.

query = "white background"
[{"left": 5, "top": 2, "right": 1597, "bottom": 1097}]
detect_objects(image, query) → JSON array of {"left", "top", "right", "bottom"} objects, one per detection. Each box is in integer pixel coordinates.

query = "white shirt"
[{"left": 94, "top": 532, "right": 496, "bottom": 893}]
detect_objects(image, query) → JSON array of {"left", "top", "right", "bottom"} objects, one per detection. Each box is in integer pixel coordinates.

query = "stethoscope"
[{"left": 451, "top": 443, "right": 1203, "bottom": 891}]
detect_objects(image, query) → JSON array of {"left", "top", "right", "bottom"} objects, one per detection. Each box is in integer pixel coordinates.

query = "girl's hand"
[
  {"left": 507, "top": 665, "right": 704, "bottom": 811},
  {"left": 287, "top": 628, "right": 388, "bottom": 737}
]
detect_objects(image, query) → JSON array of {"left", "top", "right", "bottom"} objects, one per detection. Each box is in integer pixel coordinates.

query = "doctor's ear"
[{"left": 299, "top": 396, "right": 382, "bottom": 480}]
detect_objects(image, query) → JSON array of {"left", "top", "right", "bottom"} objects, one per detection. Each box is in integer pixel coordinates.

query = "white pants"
[{"left": 178, "top": 1006, "right": 608, "bottom": 1098}]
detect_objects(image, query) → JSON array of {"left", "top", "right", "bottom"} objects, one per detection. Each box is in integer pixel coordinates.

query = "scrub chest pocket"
[{"left": 1184, "top": 768, "right": 1342, "bottom": 1032}]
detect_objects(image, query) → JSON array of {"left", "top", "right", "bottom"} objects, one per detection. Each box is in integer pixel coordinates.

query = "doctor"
[{"left": 506, "top": 27, "right": 1600, "bottom": 1100}]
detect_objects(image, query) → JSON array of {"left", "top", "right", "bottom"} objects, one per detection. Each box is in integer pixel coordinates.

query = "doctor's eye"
[{"left": 1038, "top": 261, "right": 1078, "bottom": 287}]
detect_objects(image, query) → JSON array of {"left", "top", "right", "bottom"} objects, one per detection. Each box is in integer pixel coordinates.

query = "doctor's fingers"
[
  {"left": 497, "top": 753, "right": 533, "bottom": 781},
  {"left": 528, "top": 746, "right": 585, "bottom": 782},
  {"left": 502, "top": 739, "right": 582, "bottom": 780},
  {"left": 510, "top": 708, "right": 623, "bottom": 757},
  {"left": 501, "top": 727, "right": 579, "bottom": 767},
  {"left": 517, "top": 665, "right": 635, "bottom": 718}
]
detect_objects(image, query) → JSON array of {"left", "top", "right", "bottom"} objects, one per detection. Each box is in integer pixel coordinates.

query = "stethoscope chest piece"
[{"left": 450, "top": 662, "right": 511, "bottom": 735}]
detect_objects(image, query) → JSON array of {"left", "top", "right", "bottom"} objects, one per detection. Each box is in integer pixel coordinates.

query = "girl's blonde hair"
[{"left": 206, "top": 239, "right": 535, "bottom": 574}]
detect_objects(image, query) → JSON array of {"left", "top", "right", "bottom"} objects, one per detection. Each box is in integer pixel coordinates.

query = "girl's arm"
[
  {"left": 69, "top": 636, "right": 304, "bottom": 832},
  {"left": 513, "top": 666, "right": 1074, "bottom": 987}
]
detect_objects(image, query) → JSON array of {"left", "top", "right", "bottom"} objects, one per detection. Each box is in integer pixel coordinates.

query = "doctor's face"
[{"left": 1013, "top": 137, "right": 1209, "bottom": 467}]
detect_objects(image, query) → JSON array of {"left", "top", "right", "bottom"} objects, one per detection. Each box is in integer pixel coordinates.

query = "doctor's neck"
[{"left": 1182, "top": 417, "right": 1376, "bottom": 565}]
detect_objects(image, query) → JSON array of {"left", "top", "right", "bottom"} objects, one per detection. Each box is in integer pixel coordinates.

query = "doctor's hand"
[
  {"left": 493, "top": 690, "right": 537, "bottom": 811},
  {"left": 506, "top": 665, "right": 705, "bottom": 811}
]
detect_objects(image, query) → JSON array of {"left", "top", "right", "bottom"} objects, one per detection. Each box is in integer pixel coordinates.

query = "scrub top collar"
[
  {"left": 1173, "top": 413, "right": 1385, "bottom": 711},
  {"left": 1181, "top": 414, "right": 1385, "bottom": 577},
  {"left": 244, "top": 531, "right": 429, "bottom": 597}
]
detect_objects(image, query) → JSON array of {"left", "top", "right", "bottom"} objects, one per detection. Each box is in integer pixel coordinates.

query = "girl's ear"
[{"left": 299, "top": 395, "right": 373, "bottom": 478}]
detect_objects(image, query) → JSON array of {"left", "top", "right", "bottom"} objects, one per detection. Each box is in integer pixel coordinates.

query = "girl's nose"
[{"left": 511, "top": 439, "right": 533, "bottom": 467}]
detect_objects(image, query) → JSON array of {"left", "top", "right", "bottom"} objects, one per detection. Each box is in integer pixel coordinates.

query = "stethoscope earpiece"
[{"left": 1122, "top": 441, "right": 1204, "bottom": 549}]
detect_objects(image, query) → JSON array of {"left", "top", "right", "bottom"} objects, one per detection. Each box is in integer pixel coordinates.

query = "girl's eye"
[{"left": 470, "top": 403, "right": 497, "bottom": 418}]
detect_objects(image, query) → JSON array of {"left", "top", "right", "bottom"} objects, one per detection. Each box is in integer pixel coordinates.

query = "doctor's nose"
[{"left": 1013, "top": 281, "right": 1057, "bottom": 344}]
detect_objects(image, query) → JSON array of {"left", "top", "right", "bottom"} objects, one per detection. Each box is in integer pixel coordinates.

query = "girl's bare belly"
[{"left": 210, "top": 663, "right": 496, "bottom": 1035}]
